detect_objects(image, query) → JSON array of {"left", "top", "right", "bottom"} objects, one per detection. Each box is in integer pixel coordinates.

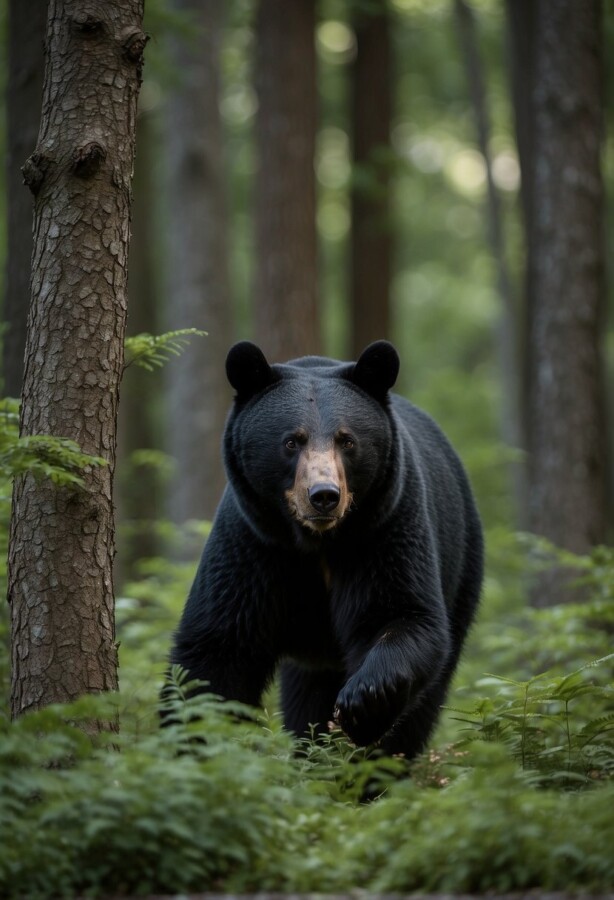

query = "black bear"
[{"left": 168, "top": 340, "right": 483, "bottom": 759}]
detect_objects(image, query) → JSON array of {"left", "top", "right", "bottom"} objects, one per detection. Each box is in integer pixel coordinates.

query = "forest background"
[{"left": 1, "top": 0, "right": 614, "bottom": 897}]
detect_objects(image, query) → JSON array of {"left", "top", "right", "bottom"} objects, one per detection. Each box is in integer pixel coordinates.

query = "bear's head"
[{"left": 224, "top": 341, "right": 400, "bottom": 544}]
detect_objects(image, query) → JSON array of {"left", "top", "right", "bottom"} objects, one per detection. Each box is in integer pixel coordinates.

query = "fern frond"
[
  {"left": 0, "top": 434, "right": 107, "bottom": 486},
  {"left": 124, "top": 329, "right": 208, "bottom": 372}
]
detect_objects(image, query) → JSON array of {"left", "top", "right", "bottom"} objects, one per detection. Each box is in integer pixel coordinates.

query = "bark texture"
[
  {"left": 527, "top": 0, "right": 606, "bottom": 604},
  {"left": 350, "top": 1, "right": 392, "bottom": 360},
  {"left": 8, "top": 0, "right": 146, "bottom": 719},
  {"left": 165, "top": 0, "right": 233, "bottom": 524},
  {"left": 3, "top": 0, "right": 47, "bottom": 397},
  {"left": 254, "top": 0, "right": 319, "bottom": 362}
]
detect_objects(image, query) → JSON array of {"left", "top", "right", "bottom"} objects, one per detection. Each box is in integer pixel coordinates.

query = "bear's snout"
[
  {"left": 285, "top": 444, "right": 352, "bottom": 533},
  {"left": 308, "top": 482, "right": 340, "bottom": 514}
]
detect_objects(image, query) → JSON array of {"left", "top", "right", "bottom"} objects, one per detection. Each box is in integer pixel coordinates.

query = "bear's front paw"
[{"left": 334, "top": 666, "right": 410, "bottom": 747}]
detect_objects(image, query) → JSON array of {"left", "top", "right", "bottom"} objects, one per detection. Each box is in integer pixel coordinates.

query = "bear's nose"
[{"left": 308, "top": 483, "right": 340, "bottom": 514}]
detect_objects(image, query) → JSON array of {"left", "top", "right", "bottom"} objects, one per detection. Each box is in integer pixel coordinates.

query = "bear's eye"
[
  {"left": 340, "top": 436, "right": 355, "bottom": 451},
  {"left": 285, "top": 438, "right": 299, "bottom": 451}
]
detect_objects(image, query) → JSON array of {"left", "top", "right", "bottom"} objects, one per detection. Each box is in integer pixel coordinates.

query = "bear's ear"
[
  {"left": 226, "top": 341, "right": 278, "bottom": 400},
  {"left": 349, "top": 341, "right": 399, "bottom": 400}
]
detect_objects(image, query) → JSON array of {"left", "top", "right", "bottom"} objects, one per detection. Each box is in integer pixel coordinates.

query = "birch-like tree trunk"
[
  {"left": 253, "top": 0, "right": 319, "bottom": 361},
  {"left": 8, "top": 0, "right": 146, "bottom": 720}
]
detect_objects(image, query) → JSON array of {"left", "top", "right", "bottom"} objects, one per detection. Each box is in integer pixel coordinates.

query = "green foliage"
[
  {"left": 0, "top": 398, "right": 107, "bottom": 488},
  {"left": 1, "top": 676, "right": 614, "bottom": 898},
  {"left": 449, "top": 655, "right": 614, "bottom": 786},
  {"left": 0, "top": 686, "right": 300, "bottom": 898},
  {"left": 123, "top": 328, "right": 207, "bottom": 372},
  {"left": 348, "top": 745, "right": 614, "bottom": 896},
  {"left": 0, "top": 398, "right": 110, "bottom": 705}
]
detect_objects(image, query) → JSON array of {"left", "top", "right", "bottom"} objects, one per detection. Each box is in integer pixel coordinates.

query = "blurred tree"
[
  {"left": 504, "top": 0, "right": 536, "bottom": 465},
  {"left": 253, "top": 0, "right": 320, "bottom": 361},
  {"left": 454, "top": 0, "right": 524, "bottom": 517},
  {"left": 350, "top": 0, "right": 392, "bottom": 359},
  {"left": 2, "top": 0, "right": 46, "bottom": 396},
  {"left": 117, "top": 107, "right": 163, "bottom": 582},
  {"left": 165, "top": 0, "right": 232, "bottom": 525},
  {"left": 8, "top": 0, "right": 146, "bottom": 720},
  {"left": 511, "top": 0, "right": 607, "bottom": 606}
]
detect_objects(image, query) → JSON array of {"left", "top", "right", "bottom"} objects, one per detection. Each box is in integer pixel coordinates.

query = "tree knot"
[
  {"left": 71, "top": 142, "right": 107, "bottom": 179},
  {"left": 22, "top": 151, "right": 51, "bottom": 196},
  {"left": 71, "top": 14, "right": 106, "bottom": 37},
  {"left": 123, "top": 30, "right": 149, "bottom": 65}
]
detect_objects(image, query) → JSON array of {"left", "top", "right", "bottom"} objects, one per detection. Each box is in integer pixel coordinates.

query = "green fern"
[
  {"left": 449, "top": 654, "right": 614, "bottom": 785},
  {"left": 124, "top": 329, "right": 207, "bottom": 372},
  {"left": 0, "top": 399, "right": 106, "bottom": 488}
]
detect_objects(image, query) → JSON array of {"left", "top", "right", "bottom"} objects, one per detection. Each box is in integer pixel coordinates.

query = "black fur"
[{"left": 168, "top": 341, "right": 483, "bottom": 758}]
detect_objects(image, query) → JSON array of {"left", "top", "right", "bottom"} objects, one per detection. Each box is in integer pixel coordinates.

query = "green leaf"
[{"left": 124, "top": 329, "right": 208, "bottom": 373}]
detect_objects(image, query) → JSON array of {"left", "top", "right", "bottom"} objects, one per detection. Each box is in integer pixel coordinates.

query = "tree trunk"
[
  {"left": 117, "top": 108, "right": 162, "bottom": 584},
  {"left": 454, "top": 0, "right": 524, "bottom": 521},
  {"left": 504, "top": 0, "right": 537, "bottom": 494},
  {"left": 526, "top": 0, "right": 607, "bottom": 605},
  {"left": 349, "top": 0, "right": 392, "bottom": 360},
  {"left": 165, "top": 0, "right": 233, "bottom": 525},
  {"left": 2, "top": 0, "right": 47, "bottom": 397},
  {"left": 8, "top": 0, "right": 146, "bottom": 720},
  {"left": 253, "top": 0, "right": 319, "bottom": 362}
]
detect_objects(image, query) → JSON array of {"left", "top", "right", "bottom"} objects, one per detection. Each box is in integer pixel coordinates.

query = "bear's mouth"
[
  {"left": 285, "top": 496, "right": 346, "bottom": 533},
  {"left": 303, "top": 514, "right": 342, "bottom": 532}
]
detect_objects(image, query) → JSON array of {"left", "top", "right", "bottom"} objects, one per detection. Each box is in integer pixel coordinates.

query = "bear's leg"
[
  {"left": 161, "top": 633, "right": 278, "bottom": 728},
  {"left": 171, "top": 641, "right": 276, "bottom": 708},
  {"left": 380, "top": 679, "right": 450, "bottom": 761},
  {"left": 280, "top": 662, "right": 344, "bottom": 741}
]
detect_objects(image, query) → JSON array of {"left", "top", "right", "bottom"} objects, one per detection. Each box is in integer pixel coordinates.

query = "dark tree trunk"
[
  {"left": 253, "top": 0, "right": 319, "bottom": 362},
  {"left": 526, "top": 0, "right": 607, "bottom": 605},
  {"left": 504, "top": 0, "right": 537, "bottom": 475},
  {"left": 2, "top": 0, "right": 47, "bottom": 397},
  {"left": 8, "top": 0, "right": 146, "bottom": 719},
  {"left": 165, "top": 0, "right": 233, "bottom": 525},
  {"left": 350, "top": 0, "right": 392, "bottom": 360}
]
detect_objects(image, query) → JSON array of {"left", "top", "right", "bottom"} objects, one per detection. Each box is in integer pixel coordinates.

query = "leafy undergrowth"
[{"left": 1, "top": 660, "right": 614, "bottom": 899}]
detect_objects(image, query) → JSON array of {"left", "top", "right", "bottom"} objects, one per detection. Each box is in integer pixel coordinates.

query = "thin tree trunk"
[
  {"left": 8, "top": 0, "right": 146, "bottom": 720},
  {"left": 165, "top": 0, "right": 233, "bottom": 525},
  {"left": 254, "top": 0, "right": 319, "bottom": 362},
  {"left": 117, "top": 108, "right": 162, "bottom": 583},
  {"left": 527, "top": 0, "right": 606, "bottom": 605},
  {"left": 454, "top": 0, "right": 524, "bottom": 520},
  {"left": 504, "top": 0, "right": 537, "bottom": 481},
  {"left": 350, "top": 0, "right": 392, "bottom": 360},
  {"left": 2, "top": 0, "right": 47, "bottom": 397}
]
